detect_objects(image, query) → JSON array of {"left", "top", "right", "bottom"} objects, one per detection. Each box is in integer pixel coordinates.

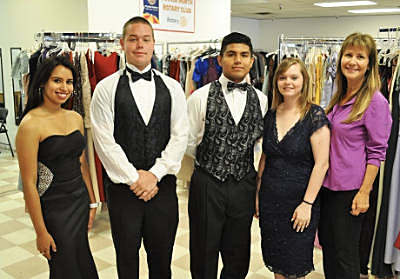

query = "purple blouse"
[{"left": 323, "top": 91, "right": 392, "bottom": 191}]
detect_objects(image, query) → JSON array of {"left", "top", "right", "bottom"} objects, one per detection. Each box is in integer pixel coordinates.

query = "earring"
[{"left": 38, "top": 87, "right": 43, "bottom": 98}]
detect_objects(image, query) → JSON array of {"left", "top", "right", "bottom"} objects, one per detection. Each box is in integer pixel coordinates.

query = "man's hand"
[{"left": 130, "top": 170, "right": 159, "bottom": 202}]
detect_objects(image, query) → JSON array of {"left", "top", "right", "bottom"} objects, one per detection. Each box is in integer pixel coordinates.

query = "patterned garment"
[
  {"left": 260, "top": 105, "right": 330, "bottom": 277},
  {"left": 72, "top": 53, "right": 85, "bottom": 117},
  {"left": 196, "top": 80, "right": 263, "bottom": 182},
  {"left": 37, "top": 161, "right": 53, "bottom": 197}
]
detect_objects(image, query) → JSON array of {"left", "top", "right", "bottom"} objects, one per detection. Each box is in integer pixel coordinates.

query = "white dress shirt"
[
  {"left": 90, "top": 63, "right": 189, "bottom": 186},
  {"left": 186, "top": 74, "right": 268, "bottom": 159}
]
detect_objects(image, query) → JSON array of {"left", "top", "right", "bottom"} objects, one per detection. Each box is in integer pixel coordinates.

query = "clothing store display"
[
  {"left": 38, "top": 130, "right": 98, "bottom": 279},
  {"left": 192, "top": 56, "right": 221, "bottom": 88},
  {"left": 94, "top": 51, "right": 119, "bottom": 82},
  {"left": 80, "top": 51, "right": 92, "bottom": 128},
  {"left": 372, "top": 60, "right": 400, "bottom": 277},
  {"left": 279, "top": 37, "right": 342, "bottom": 107},
  {"left": 20, "top": 35, "right": 124, "bottom": 204},
  {"left": 71, "top": 53, "right": 85, "bottom": 117},
  {"left": 383, "top": 62, "right": 400, "bottom": 272},
  {"left": 259, "top": 105, "right": 329, "bottom": 277}
]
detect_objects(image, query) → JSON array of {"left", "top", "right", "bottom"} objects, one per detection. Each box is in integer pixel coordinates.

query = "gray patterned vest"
[{"left": 196, "top": 81, "right": 263, "bottom": 182}]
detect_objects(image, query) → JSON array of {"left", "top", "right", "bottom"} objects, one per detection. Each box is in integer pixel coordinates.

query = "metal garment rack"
[
  {"left": 278, "top": 34, "right": 400, "bottom": 62},
  {"left": 34, "top": 32, "right": 122, "bottom": 43},
  {"left": 166, "top": 39, "right": 221, "bottom": 54},
  {"left": 35, "top": 32, "right": 168, "bottom": 56},
  {"left": 379, "top": 27, "right": 400, "bottom": 33},
  {"left": 278, "top": 34, "right": 344, "bottom": 62}
]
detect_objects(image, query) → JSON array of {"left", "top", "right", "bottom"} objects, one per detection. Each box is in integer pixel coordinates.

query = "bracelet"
[
  {"left": 89, "top": 202, "right": 99, "bottom": 208},
  {"left": 302, "top": 200, "right": 313, "bottom": 206}
]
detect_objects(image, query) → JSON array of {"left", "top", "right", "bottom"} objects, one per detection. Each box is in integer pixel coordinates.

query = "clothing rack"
[
  {"left": 34, "top": 32, "right": 121, "bottom": 43},
  {"left": 278, "top": 34, "right": 344, "bottom": 62},
  {"left": 166, "top": 39, "right": 220, "bottom": 54},
  {"left": 278, "top": 34, "right": 400, "bottom": 62},
  {"left": 379, "top": 27, "right": 400, "bottom": 33}
]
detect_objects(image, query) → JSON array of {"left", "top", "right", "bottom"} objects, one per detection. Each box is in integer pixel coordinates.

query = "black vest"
[
  {"left": 113, "top": 69, "right": 171, "bottom": 171},
  {"left": 196, "top": 81, "right": 263, "bottom": 182}
]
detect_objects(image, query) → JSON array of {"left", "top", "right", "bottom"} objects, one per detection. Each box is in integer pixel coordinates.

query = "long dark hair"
[{"left": 22, "top": 55, "right": 77, "bottom": 119}]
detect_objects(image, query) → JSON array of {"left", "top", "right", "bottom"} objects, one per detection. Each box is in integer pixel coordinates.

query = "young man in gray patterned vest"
[{"left": 186, "top": 32, "right": 268, "bottom": 279}]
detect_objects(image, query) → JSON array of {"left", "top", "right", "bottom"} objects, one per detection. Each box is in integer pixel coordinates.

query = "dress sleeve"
[{"left": 310, "top": 105, "right": 330, "bottom": 135}]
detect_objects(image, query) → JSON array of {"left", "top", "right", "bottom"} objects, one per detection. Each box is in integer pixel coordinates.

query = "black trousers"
[
  {"left": 188, "top": 168, "right": 257, "bottom": 279},
  {"left": 359, "top": 177, "right": 379, "bottom": 275},
  {"left": 318, "top": 187, "right": 364, "bottom": 279},
  {"left": 106, "top": 175, "right": 178, "bottom": 279}
]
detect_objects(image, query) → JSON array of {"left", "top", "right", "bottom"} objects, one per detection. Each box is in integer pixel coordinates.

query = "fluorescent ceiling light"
[
  {"left": 348, "top": 8, "right": 400, "bottom": 13},
  {"left": 314, "top": 1, "right": 376, "bottom": 8}
]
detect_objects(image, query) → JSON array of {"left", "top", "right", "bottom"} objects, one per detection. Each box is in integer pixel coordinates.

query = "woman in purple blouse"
[{"left": 318, "top": 33, "right": 392, "bottom": 279}]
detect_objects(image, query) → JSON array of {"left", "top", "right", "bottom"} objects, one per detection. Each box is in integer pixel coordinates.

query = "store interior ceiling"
[{"left": 231, "top": 0, "right": 400, "bottom": 19}]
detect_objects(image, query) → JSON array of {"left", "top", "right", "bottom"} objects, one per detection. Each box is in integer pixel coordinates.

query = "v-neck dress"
[{"left": 259, "top": 104, "right": 329, "bottom": 277}]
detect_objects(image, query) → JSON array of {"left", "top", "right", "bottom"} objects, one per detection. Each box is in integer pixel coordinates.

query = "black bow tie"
[
  {"left": 227, "top": 81, "right": 248, "bottom": 92},
  {"left": 126, "top": 67, "right": 152, "bottom": 82}
]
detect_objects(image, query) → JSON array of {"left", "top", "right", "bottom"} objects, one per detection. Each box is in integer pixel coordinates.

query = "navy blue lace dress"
[{"left": 259, "top": 104, "right": 329, "bottom": 277}]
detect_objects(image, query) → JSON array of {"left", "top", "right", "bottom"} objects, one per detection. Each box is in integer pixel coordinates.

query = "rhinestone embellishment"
[{"left": 37, "top": 162, "right": 53, "bottom": 196}]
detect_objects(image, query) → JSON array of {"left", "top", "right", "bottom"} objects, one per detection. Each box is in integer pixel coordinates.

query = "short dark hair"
[
  {"left": 122, "top": 16, "right": 154, "bottom": 40},
  {"left": 22, "top": 56, "right": 77, "bottom": 119},
  {"left": 220, "top": 32, "right": 253, "bottom": 56}
]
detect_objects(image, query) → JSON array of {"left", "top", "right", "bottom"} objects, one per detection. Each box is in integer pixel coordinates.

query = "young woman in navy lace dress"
[{"left": 256, "top": 58, "right": 330, "bottom": 278}]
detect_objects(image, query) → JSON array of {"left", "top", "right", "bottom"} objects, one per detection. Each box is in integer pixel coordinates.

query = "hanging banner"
[{"left": 142, "top": 0, "right": 195, "bottom": 33}]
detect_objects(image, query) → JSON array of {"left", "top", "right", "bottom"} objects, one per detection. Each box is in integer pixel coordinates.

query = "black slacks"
[
  {"left": 106, "top": 175, "right": 178, "bottom": 279},
  {"left": 359, "top": 177, "right": 379, "bottom": 275},
  {"left": 188, "top": 168, "right": 257, "bottom": 279},
  {"left": 318, "top": 187, "right": 364, "bottom": 279}
]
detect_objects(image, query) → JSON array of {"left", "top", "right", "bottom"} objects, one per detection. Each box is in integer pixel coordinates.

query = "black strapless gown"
[{"left": 37, "top": 130, "right": 98, "bottom": 279}]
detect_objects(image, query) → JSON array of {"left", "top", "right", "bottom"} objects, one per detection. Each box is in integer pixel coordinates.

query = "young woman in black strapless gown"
[{"left": 16, "top": 56, "right": 99, "bottom": 278}]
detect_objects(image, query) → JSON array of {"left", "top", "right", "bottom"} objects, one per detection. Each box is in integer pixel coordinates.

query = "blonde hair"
[
  {"left": 271, "top": 57, "right": 313, "bottom": 119},
  {"left": 326, "top": 32, "right": 381, "bottom": 123}
]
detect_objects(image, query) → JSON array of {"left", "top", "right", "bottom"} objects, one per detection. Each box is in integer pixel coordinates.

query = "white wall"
[
  {"left": 260, "top": 15, "right": 400, "bottom": 51},
  {"left": 0, "top": 0, "right": 89, "bottom": 146},
  {"left": 231, "top": 17, "right": 262, "bottom": 49},
  {"left": 88, "top": 0, "right": 232, "bottom": 43}
]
